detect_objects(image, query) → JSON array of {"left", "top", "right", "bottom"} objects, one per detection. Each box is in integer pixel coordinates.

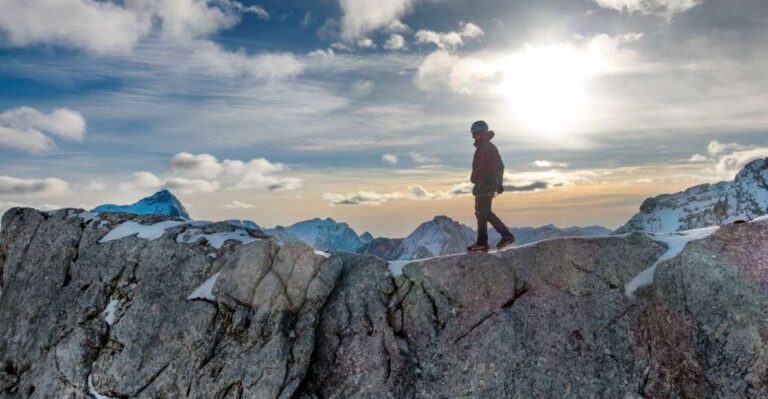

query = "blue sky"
[{"left": 1, "top": 0, "right": 767, "bottom": 236}]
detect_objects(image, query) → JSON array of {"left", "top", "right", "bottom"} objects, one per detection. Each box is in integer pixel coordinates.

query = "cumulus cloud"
[
  {"left": 0, "top": 0, "right": 150, "bottom": 54},
  {"left": 163, "top": 177, "right": 219, "bottom": 194},
  {"left": 323, "top": 191, "right": 404, "bottom": 205},
  {"left": 338, "top": 0, "right": 413, "bottom": 40},
  {"left": 714, "top": 147, "right": 768, "bottom": 177},
  {"left": 688, "top": 140, "right": 768, "bottom": 178},
  {"left": 0, "top": 107, "right": 86, "bottom": 153},
  {"left": 707, "top": 140, "right": 750, "bottom": 156},
  {"left": 384, "top": 34, "right": 406, "bottom": 51},
  {"left": 382, "top": 153, "right": 399, "bottom": 165},
  {"left": 415, "top": 50, "right": 500, "bottom": 94},
  {"left": 166, "top": 152, "right": 302, "bottom": 193},
  {"left": 591, "top": 0, "right": 700, "bottom": 17},
  {"left": 356, "top": 38, "right": 376, "bottom": 49},
  {"left": 409, "top": 152, "right": 440, "bottom": 164},
  {"left": 120, "top": 172, "right": 163, "bottom": 191},
  {"left": 0, "top": 0, "right": 299, "bottom": 81},
  {"left": 532, "top": 160, "right": 569, "bottom": 168},
  {"left": 415, "top": 22, "right": 484, "bottom": 50},
  {"left": 224, "top": 200, "right": 256, "bottom": 209},
  {"left": 0, "top": 176, "right": 69, "bottom": 196}
]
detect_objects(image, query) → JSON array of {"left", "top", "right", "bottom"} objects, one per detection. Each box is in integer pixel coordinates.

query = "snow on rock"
[
  {"left": 314, "top": 250, "right": 331, "bottom": 258},
  {"left": 617, "top": 157, "right": 768, "bottom": 233},
  {"left": 101, "top": 299, "right": 119, "bottom": 325},
  {"left": 187, "top": 272, "right": 221, "bottom": 301},
  {"left": 98, "top": 221, "right": 186, "bottom": 243},
  {"left": 625, "top": 226, "right": 719, "bottom": 298},
  {"left": 388, "top": 260, "right": 412, "bottom": 276},
  {"left": 176, "top": 228, "right": 257, "bottom": 249},
  {"left": 88, "top": 373, "right": 114, "bottom": 399}
]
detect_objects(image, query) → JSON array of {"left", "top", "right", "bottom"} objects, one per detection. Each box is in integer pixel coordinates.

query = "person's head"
[{"left": 471, "top": 120, "right": 489, "bottom": 140}]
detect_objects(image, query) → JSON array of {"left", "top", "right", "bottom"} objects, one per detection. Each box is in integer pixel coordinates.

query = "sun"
[{"left": 498, "top": 44, "right": 601, "bottom": 134}]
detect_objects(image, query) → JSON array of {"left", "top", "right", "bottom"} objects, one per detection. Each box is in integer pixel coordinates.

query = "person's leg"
[
  {"left": 486, "top": 196, "right": 513, "bottom": 238},
  {"left": 475, "top": 195, "right": 491, "bottom": 246}
]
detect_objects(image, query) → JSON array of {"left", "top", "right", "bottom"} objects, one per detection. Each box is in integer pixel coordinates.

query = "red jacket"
[{"left": 471, "top": 131, "right": 504, "bottom": 185}]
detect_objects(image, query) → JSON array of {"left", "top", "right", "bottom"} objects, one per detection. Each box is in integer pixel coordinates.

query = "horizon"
[{"left": 2, "top": 0, "right": 768, "bottom": 237}]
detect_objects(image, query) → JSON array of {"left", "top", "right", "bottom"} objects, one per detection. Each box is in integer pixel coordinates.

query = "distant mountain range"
[
  {"left": 86, "top": 157, "right": 768, "bottom": 259},
  {"left": 616, "top": 157, "right": 768, "bottom": 233}
]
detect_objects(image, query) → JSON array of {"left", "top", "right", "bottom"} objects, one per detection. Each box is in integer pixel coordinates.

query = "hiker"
[{"left": 467, "top": 120, "right": 516, "bottom": 253}]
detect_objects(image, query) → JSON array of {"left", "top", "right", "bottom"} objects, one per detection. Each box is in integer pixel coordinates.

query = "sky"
[{"left": 1, "top": 0, "right": 767, "bottom": 237}]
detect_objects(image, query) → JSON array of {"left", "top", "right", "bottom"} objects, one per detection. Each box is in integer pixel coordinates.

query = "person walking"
[{"left": 467, "top": 120, "right": 516, "bottom": 253}]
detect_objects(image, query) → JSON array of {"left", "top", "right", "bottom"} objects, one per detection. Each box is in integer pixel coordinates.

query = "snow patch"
[
  {"left": 187, "top": 272, "right": 221, "bottom": 301},
  {"left": 314, "top": 250, "right": 331, "bottom": 258},
  {"left": 101, "top": 299, "right": 118, "bottom": 325},
  {"left": 388, "top": 260, "right": 413, "bottom": 276},
  {"left": 752, "top": 214, "right": 768, "bottom": 223},
  {"left": 88, "top": 373, "right": 114, "bottom": 399},
  {"left": 98, "top": 221, "right": 186, "bottom": 243},
  {"left": 625, "top": 226, "right": 719, "bottom": 298},
  {"left": 176, "top": 229, "right": 257, "bottom": 249}
]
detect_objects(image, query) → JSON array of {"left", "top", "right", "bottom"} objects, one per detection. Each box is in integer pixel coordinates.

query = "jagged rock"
[
  {"left": 617, "top": 157, "right": 768, "bottom": 233},
  {"left": 1, "top": 207, "right": 766, "bottom": 398}
]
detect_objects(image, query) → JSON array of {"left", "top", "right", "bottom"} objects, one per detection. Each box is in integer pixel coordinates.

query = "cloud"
[
  {"left": 707, "top": 140, "right": 750, "bottom": 156},
  {"left": 503, "top": 181, "right": 550, "bottom": 192},
  {"left": 532, "top": 160, "right": 569, "bottom": 168},
  {"left": 356, "top": 38, "right": 376, "bottom": 49},
  {"left": 354, "top": 79, "right": 375, "bottom": 96},
  {"left": 688, "top": 154, "right": 707, "bottom": 162},
  {"left": 591, "top": 0, "right": 700, "bottom": 17},
  {"left": 308, "top": 48, "right": 335, "bottom": 58},
  {"left": 0, "top": 1, "right": 299, "bottom": 81},
  {"left": 120, "top": 172, "right": 163, "bottom": 191},
  {"left": 409, "top": 152, "right": 440, "bottom": 164},
  {"left": 382, "top": 153, "right": 399, "bottom": 165},
  {"left": 163, "top": 177, "right": 219, "bottom": 194},
  {"left": 407, "top": 184, "right": 472, "bottom": 200},
  {"left": 224, "top": 200, "right": 256, "bottom": 209},
  {"left": 167, "top": 152, "right": 302, "bottom": 193},
  {"left": 415, "top": 50, "right": 500, "bottom": 94},
  {"left": 384, "top": 34, "right": 406, "bottom": 51},
  {"left": 323, "top": 191, "right": 405, "bottom": 205},
  {"left": 0, "top": 176, "right": 69, "bottom": 196},
  {"left": 338, "top": 0, "right": 413, "bottom": 40},
  {"left": 415, "top": 22, "right": 484, "bottom": 50},
  {"left": 0, "top": 0, "right": 150, "bottom": 54},
  {"left": 714, "top": 147, "right": 768, "bottom": 177},
  {"left": 0, "top": 107, "right": 86, "bottom": 153},
  {"left": 188, "top": 42, "right": 305, "bottom": 80}
]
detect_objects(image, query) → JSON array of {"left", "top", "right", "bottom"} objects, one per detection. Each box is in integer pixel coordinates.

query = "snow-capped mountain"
[
  {"left": 357, "top": 216, "right": 612, "bottom": 261},
  {"left": 225, "top": 220, "right": 261, "bottom": 231},
  {"left": 616, "top": 157, "right": 768, "bottom": 233},
  {"left": 266, "top": 217, "right": 366, "bottom": 252},
  {"left": 398, "top": 215, "right": 477, "bottom": 260},
  {"left": 91, "top": 190, "right": 190, "bottom": 220},
  {"left": 490, "top": 224, "right": 612, "bottom": 244}
]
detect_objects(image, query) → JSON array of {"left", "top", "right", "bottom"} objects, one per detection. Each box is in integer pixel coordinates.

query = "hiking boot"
[
  {"left": 467, "top": 243, "right": 489, "bottom": 253},
  {"left": 496, "top": 235, "right": 515, "bottom": 250}
]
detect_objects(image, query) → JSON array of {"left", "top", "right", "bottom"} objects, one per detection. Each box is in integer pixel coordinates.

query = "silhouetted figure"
[{"left": 467, "top": 121, "right": 515, "bottom": 253}]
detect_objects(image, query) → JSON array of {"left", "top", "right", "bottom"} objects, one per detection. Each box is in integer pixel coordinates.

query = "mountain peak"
[{"left": 91, "top": 190, "right": 190, "bottom": 220}]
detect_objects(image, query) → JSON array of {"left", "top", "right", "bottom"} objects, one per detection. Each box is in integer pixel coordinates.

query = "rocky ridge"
[
  {"left": 617, "top": 157, "right": 768, "bottom": 233},
  {"left": 0, "top": 208, "right": 766, "bottom": 398}
]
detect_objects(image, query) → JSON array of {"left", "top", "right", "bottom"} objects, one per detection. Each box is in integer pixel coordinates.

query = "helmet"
[{"left": 470, "top": 120, "right": 489, "bottom": 135}]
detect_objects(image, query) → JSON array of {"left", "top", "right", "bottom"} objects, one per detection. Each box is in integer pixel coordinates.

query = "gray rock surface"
[{"left": 1, "top": 207, "right": 766, "bottom": 398}]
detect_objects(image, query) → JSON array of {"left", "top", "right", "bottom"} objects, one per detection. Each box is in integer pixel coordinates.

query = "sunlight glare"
[{"left": 499, "top": 44, "right": 602, "bottom": 135}]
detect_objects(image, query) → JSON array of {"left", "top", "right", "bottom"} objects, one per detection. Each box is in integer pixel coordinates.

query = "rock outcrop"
[
  {"left": 1, "top": 208, "right": 766, "bottom": 398},
  {"left": 617, "top": 157, "right": 768, "bottom": 233}
]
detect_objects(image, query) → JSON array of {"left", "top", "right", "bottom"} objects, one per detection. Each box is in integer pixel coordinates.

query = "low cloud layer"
[
  {"left": 0, "top": 176, "right": 69, "bottom": 196},
  {"left": 592, "top": 0, "right": 700, "bottom": 17}
]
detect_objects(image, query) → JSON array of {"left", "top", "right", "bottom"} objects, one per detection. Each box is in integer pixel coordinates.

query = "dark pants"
[{"left": 475, "top": 194, "right": 511, "bottom": 246}]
